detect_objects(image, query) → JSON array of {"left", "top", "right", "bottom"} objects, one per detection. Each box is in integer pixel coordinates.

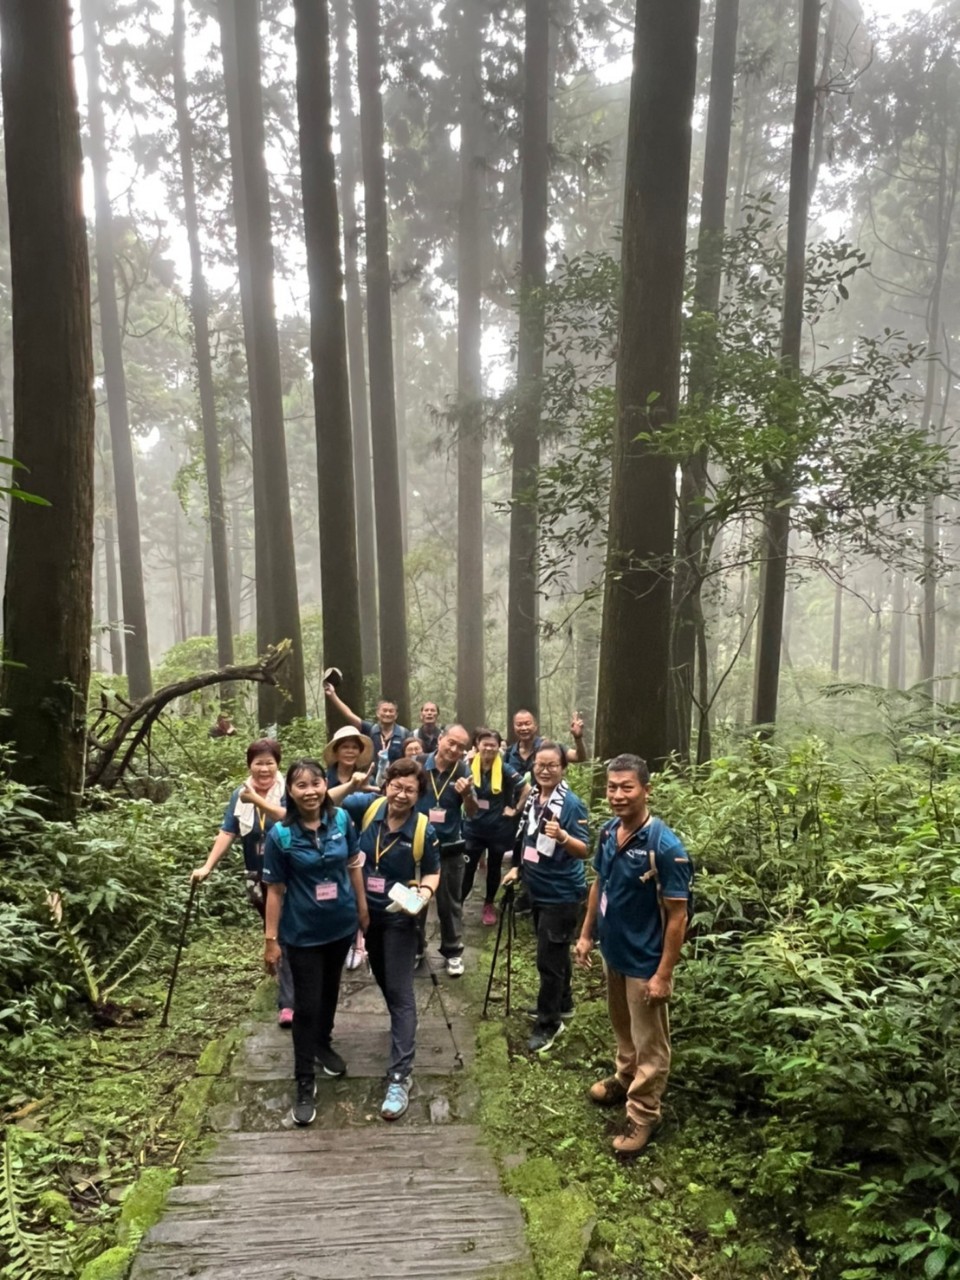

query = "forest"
[{"left": 1, "top": 0, "right": 960, "bottom": 1276}]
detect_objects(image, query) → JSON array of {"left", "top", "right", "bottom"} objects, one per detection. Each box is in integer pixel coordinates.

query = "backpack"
[
  {"left": 360, "top": 796, "right": 429, "bottom": 885},
  {"left": 272, "top": 807, "right": 351, "bottom": 850}
]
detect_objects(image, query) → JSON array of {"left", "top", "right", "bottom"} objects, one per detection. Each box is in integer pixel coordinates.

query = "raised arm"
[{"left": 324, "top": 681, "right": 363, "bottom": 729}]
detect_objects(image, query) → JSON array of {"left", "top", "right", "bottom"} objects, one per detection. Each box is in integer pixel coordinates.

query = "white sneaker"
[{"left": 446, "top": 955, "right": 465, "bottom": 977}]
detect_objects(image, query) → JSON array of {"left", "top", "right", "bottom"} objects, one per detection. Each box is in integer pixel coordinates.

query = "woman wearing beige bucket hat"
[
  {"left": 324, "top": 725, "right": 377, "bottom": 970},
  {"left": 324, "top": 724, "right": 375, "bottom": 790}
]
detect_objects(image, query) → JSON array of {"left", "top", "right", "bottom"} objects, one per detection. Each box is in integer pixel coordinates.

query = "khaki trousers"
[{"left": 603, "top": 962, "right": 671, "bottom": 1126}]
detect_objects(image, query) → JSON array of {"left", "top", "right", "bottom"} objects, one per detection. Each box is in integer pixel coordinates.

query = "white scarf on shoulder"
[
  {"left": 526, "top": 780, "right": 568, "bottom": 852},
  {"left": 234, "top": 776, "right": 284, "bottom": 838}
]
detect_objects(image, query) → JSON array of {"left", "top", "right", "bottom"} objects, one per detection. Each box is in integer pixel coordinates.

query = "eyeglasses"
[
  {"left": 534, "top": 761, "right": 562, "bottom": 770},
  {"left": 386, "top": 781, "right": 420, "bottom": 797}
]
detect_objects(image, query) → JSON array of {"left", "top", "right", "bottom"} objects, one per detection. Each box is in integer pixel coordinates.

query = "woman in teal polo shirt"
[
  {"left": 262, "top": 759, "right": 369, "bottom": 1127},
  {"left": 341, "top": 757, "right": 441, "bottom": 1120},
  {"left": 503, "top": 742, "right": 590, "bottom": 1054}
]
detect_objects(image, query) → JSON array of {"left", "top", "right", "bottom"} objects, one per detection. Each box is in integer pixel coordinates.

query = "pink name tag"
[
  {"left": 600, "top": 890, "right": 608, "bottom": 916},
  {"left": 476, "top": 799, "right": 490, "bottom": 811},
  {"left": 523, "top": 847, "right": 540, "bottom": 864},
  {"left": 367, "top": 875, "right": 386, "bottom": 894},
  {"left": 428, "top": 808, "right": 445, "bottom": 824},
  {"left": 315, "top": 882, "right": 337, "bottom": 902}
]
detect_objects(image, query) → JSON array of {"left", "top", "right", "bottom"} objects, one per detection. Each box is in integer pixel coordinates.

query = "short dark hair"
[
  {"left": 607, "top": 754, "right": 650, "bottom": 785},
  {"left": 282, "top": 758, "right": 333, "bottom": 824},
  {"left": 535, "top": 741, "right": 567, "bottom": 769},
  {"left": 377, "top": 698, "right": 398, "bottom": 711},
  {"left": 473, "top": 726, "right": 502, "bottom": 747},
  {"left": 421, "top": 701, "right": 438, "bottom": 713},
  {"left": 385, "top": 756, "right": 427, "bottom": 797},
  {"left": 246, "top": 738, "right": 281, "bottom": 767}
]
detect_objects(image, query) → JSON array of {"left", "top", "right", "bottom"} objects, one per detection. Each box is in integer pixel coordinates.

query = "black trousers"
[
  {"left": 286, "top": 934, "right": 353, "bottom": 1078},
  {"left": 462, "top": 837, "right": 512, "bottom": 904},
  {"left": 366, "top": 914, "right": 419, "bottom": 1079},
  {"left": 531, "top": 900, "right": 581, "bottom": 1032}
]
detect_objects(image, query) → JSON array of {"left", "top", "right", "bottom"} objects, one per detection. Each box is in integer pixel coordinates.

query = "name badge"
[
  {"left": 600, "top": 890, "right": 608, "bottom": 916},
  {"left": 367, "top": 875, "right": 386, "bottom": 894},
  {"left": 428, "top": 808, "right": 445, "bottom": 824},
  {"left": 315, "top": 882, "right": 338, "bottom": 902},
  {"left": 523, "top": 847, "right": 540, "bottom": 864},
  {"left": 536, "top": 832, "right": 557, "bottom": 857},
  {"left": 476, "top": 798, "right": 490, "bottom": 811}
]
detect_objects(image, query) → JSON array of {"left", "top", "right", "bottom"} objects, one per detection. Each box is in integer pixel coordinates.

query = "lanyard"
[
  {"left": 374, "top": 824, "right": 403, "bottom": 867},
  {"left": 430, "top": 767, "right": 456, "bottom": 803}
]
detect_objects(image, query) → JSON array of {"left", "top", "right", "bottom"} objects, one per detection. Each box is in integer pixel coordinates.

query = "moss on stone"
[
  {"left": 196, "top": 1026, "right": 242, "bottom": 1077},
  {"left": 174, "top": 1075, "right": 215, "bottom": 1138},
  {"left": 77, "top": 1244, "right": 135, "bottom": 1280},
  {"left": 117, "top": 1166, "right": 178, "bottom": 1244},
  {"left": 524, "top": 1183, "right": 596, "bottom": 1280},
  {"left": 38, "top": 1190, "right": 75, "bottom": 1224},
  {"left": 504, "top": 1155, "right": 561, "bottom": 1199}
]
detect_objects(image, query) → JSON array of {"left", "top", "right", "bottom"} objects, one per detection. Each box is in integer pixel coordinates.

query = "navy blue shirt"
[
  {"left": 463, "top": 761, "right": 525, "bottom": 846},
  {"left": 342, "top": 794, "right": 441, "bottom": 916},
  {"left": 361, "top": 720, "right": 410, "bottom": 763},
  {"left": 594, "top": 816, "right": 692, "bottom": 979},
  {"left": 503, "top": 736, "right": 573, "bottom": 780},
  {"left": 261, "top": 810, "right": 359, "bottom": 948},
  {"left": 519, "top": 787, "right": 590, "bottom": 905},
  {"left": 416, "top": 753, "right": 472, "bottom": 846},
  {"left": 220, "top": 786, "right": 284, "bottom": 874}
]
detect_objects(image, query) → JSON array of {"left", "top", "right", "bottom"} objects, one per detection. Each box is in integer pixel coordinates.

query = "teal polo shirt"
[
  {"left": 261, "top": 809, "right": 359, "bottom": 947},
  {"left": 341, "top": 793, "right": 441, "bottom": 915},
  {"left": 519, "top": 787, "right": 590, "bottom": 905},
  {"left": 416, "top": 753, "right": 472, "bottom": 846},
  {"left": 594, "top": 816, "right": 693, "bottom": 979}
]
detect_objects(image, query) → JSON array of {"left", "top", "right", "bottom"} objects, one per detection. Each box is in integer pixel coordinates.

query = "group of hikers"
[{"left": 191, "top": 678, "right": 694, "bottom": 1156}]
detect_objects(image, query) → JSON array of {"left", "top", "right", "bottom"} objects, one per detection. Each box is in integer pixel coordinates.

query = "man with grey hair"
[{"left": 575, "top": 753, "right": 693, "bottom": 1155}]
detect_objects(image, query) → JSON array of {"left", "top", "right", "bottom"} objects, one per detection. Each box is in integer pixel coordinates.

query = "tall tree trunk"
[
  {"left": 0, "top": 0, "right": 96, "bottom": 820},
  {"left": 887, "top": 569, "right": 904, "bottom": 691},
  {"left": 506, "top": 0, "right": 549, "bottom": 719},
  {"left": 809, "top": 0, "right": 838, "bottom": 197},
  {"left": 752, "top": 0, "right": 818, "bottom": 730},
  {"left": 293, "top": 0, "right": 365, "bottom": 728},
  {"left": 332, "top": 0, "right": 379, "bottom": 680},
  {"left": 93, "top": 529, "right": 103, "bottom": 673},
  {"left": 355, "top": 0, "right": 410, "bottom": 721},
  {"left": 595, "top": 0, "right": 700, "bottom": 767},
  {"left": 81, "top": 0, "right": 152, "bottom": 699},
  {"left": 671, "top": 0, "right": 739, "bottom": 760},
  {"left": 173, "top": 0, "right": 234, "bottom": 689},
  {"left": 394, "top": 292, "right": 409, "bottom": 555},
  {"left": 230, "top": 486, "right": 243, "bottom": 635},
  {"left": 173, "top": 503, "right": 187, "bottom": 645},
  {"left": 830, "top": 567, "right": 843, "bottom": 676},
  {"left": 200, "top": 535, "right": 212, "bottom": 636},
  {"left": 219, "top": 0, "right": 306, "bottom": 725},
  {"left": 103, "top": 508, "right": 123, "bottom": 675},
  {"left": 456, "top": 0, "right": 485, "bottom": 732}
]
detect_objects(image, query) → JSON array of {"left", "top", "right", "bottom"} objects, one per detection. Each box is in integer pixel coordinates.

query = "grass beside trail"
[
  {"left": 3, "top": 924, "right": 263, "bottom": 1277},
  {"left": 469, "top": 912, "right": 811, "bottom": 1280}
]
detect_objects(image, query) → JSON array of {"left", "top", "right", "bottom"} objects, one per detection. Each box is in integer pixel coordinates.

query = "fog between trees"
[{"left": 0, "top": 0, "right": 957, "bottom": 817}]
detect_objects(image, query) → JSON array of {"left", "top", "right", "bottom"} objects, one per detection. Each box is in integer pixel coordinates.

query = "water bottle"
[{"left": 375, "top": 747, "right": 389, "bottom": 788}]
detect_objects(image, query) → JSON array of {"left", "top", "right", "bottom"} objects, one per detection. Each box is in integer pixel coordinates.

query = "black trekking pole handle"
[{"left": 160, "top": 876, "right": 199, "bottom": 1028}]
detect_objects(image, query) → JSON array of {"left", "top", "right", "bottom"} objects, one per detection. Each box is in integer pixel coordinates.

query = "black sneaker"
[
  {"left": 317, "top": 1044, "right": 347, "bottom": 1077},
  {"left": 526, "top": 1004, "right": 575, "bottom": 1021},
  {"left": 528, "top": 1022, "right": 565, "bottom": 1054},
  {"left": 292, "top": 1075, "right": 316, "bottom": 1126}
]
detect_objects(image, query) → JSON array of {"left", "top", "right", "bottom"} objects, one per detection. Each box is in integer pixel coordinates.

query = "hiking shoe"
[
  {"left": 316, "top": 1044, "right": 347, "bottom": 1077},
  {"left": 526, "top": 1004, "right": 575, "bottom": 1022},
  {"left": 292, "top": 1075, "right": 316, "bottom": 1126},
  {"left": 612, "top": 1118, "right": 661, "bottom": 1156},
  {"left": 277, "top": 1007, "right": 294, "bottom": 1028},
  {"left": 346, "top": 945, "right": 366, "bottom": 971},
  {"left": 589, "top": 1074, "right": 629, "bottom": 1106},
  {"left": 481, "top": 903, "right": 497, "bottom": 927},
  {"left": 528, "top": 1022, "right": 564, "bottom": 1053},
  {"left": 446, "top": 955, "right": 465, "bottom": 977},
  {"left": 380, "top": 1075, "right": 411, "bottom": 1121}
]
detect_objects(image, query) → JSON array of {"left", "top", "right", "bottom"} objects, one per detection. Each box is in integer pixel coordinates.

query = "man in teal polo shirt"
[
  {"left": 575, "top": 753, "right": 693, "bottom": 1156},
  {"left": 417, "top": 724, "right": 478, "bottom": 975}
]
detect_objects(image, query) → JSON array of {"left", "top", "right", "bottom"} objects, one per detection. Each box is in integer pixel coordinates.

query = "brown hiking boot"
[
  {"left": 612, "top": 1119, "right": 661, "bottom": 1156},
  {"left": 588, "top": 1075, "right": 628, "bottom": 1107}
]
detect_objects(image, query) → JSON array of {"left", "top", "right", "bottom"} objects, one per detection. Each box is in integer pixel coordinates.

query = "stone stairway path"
[{"left": 129, "top": 932, "right": 531, "bottom": 1280}]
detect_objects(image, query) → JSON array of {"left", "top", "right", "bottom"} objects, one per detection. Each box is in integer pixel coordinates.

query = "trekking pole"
[
  {"left": 482, "top": 881, "right": 514, "bottom": 1019},
  {"left": 160, "top": 877, "right": 199, "bottom": 1029},
  {"left": 423, "top": 954, "right": 464, "bottom": 1068},
  {"left": 504, "top": 884, "right": 515, "bottom": 1017}
]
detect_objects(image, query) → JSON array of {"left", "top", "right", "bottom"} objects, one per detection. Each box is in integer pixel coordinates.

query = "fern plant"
[
  {"left": 45, "top": 892, "right": 158, "bottom": 1008},
  {"left": 0, "top": 1129, "right": 71, "bottom": 1277}
]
